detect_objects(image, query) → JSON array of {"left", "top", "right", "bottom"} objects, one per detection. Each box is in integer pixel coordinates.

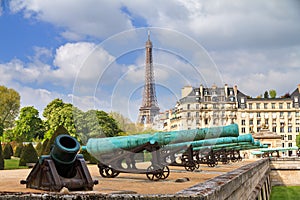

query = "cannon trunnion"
[{"left": 21, "top": 134, "right": 97, "bottom": 192}]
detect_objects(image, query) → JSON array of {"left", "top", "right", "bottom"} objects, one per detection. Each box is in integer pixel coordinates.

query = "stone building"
[{"left": 161, "top": 84, "right": 300, "bottom": 156}]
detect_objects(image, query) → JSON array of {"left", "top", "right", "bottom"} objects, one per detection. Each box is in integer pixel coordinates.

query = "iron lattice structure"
[{"left": 138, "top": 33, "right": 160, "bottom": 125}]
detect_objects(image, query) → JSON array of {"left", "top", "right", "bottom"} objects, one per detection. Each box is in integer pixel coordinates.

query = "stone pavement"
[{"left": 0, "top": 159, "right": 256, "bottom": 195}]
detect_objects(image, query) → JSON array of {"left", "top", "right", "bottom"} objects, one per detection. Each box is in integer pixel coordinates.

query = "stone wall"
[
  {"left": 270, "top": 157, "right": 300, "bottom": 186},
  {"left": 177, "top": 158, "right": 271, "bottom": 200}
]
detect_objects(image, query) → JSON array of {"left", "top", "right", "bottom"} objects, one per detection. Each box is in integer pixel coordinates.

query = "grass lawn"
[
  {"left": 270, "top": 186, "right": 300, "bottom": 200},
  {"left": 4, "top": 157, "right": 28, "bottom": 170}
]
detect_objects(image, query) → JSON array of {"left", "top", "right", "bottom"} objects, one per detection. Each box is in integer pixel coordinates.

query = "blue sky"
[{"left": 1, "top": 0, "right": 300, "bottom": 121}]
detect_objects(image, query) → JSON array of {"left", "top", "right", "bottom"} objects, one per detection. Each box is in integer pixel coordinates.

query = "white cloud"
[
  {"left": 4, "top": 0, "right": 300, "bottom": 119},
  {"left": 9, "top": 0, "right": 134, "bottom": 40}
]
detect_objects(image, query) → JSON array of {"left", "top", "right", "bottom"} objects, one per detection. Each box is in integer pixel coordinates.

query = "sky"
[{"left": 0, "top": 0, "right": 300, "bottom": 122}]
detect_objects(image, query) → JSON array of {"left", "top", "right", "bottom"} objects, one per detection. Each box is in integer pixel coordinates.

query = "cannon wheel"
[
  {"left": 99, "top": 166, "right": 120, "bottom": 178},
  {"left": 184, "top": 161, "right": 198, "bottom": 171},
  {"left": 146, "top": 165, "right": 162, "bottom": 181},
  {"left": 207, "top": 160, "right": 217, "bottom": 167},
  {"left": 160, "top": 166, "right": 170, "bottom": 179}
]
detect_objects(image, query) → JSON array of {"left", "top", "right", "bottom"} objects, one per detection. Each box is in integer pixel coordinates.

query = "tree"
[
  {"left": 269, "top": 89, "right": 277, "bottom": 98},
  {"left": 264, "top": 91, "right": 269, "bottom": 98},
  {"left": 80, "top": 110, "right": 123, "bottom": 144},
  {"left": 43, "top": 99, "right": 84, "bottom": 140},
  {"left": 13, "top": 106, "right": 45, "bottom": 142},
  {"left": 0, "top": 86, "right": 20, "bottom": 135}
]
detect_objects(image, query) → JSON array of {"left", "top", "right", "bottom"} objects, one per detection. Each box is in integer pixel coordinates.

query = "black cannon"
[{"left": 21, "top": 134, "right": 97, "bottom": 191}]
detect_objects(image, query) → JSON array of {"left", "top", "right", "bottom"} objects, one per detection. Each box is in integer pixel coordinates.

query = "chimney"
[
  {"left": 298, "top": 84, "right": 300, "bottom": 93},
  {"left": 224, "top": 84, "right": 228, "bottom": 98},
  {"left": 234, "top": 85, "right": 238, "bottom": 97},
  {"left": 200, "top": 84, "right": 203, "bottom": 98}
]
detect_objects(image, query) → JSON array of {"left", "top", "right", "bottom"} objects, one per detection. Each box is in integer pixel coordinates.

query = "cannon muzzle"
[{"left": 50, "top": 134, "right": 80, "bottom": 178}]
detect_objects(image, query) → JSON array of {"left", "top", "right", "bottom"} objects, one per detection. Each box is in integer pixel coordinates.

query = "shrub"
[
  {"left": 19, "top": 143, "right": 38, "bottom": 166},
  {"left": 80, "top": 149, "right": 98, "bottom": 164},
  {"left": 3, "top": 143, "right": 13, "bottom": 159},
  {"left": 40, "top": 138, "right": 49, "bottom": 156},
  {"left": 44, "top": 126, "right": 69, "bottom": 155},
  {"left": 35, "top": 142, "right": 43, "bottom": 156},
  {"left": 14, "top": 143, "right": 24, "bottom": 158},
  {"left": 0, "top": 141, "right": 4, "bottom": 170}
]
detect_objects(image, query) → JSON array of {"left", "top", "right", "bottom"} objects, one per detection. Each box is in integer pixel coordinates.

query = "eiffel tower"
[{"left": 138, "top": 32, "right": 160, "bottom": 126}]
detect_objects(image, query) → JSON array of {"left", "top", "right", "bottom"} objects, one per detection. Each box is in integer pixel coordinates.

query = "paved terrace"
[{"left": 0, "top": 159, "right": 257, "bottom": 195}]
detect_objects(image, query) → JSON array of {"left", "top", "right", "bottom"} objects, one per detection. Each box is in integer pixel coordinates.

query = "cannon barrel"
[
  {"left": 51, "top": 134, "right": 80, "bottom": 165},
  {"left": 163, "top": 133, "right": 254, "bottom": 150},
  {"left": 49, "top": 134, "right": 81, "bottom": 178},
  {"left": 86, "top": 124, "right": 239, "bottom": 156}
]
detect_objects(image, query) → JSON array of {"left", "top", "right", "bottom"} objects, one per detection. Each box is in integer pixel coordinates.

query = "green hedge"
[
  {"left": 19, "top": 143, "right": 38, "bottom": 166},
  {"left": 3, "top": 143, "right": 13, "bottom": 159},
  {"left": 14, "top": 143, "right": 24, "bottom": 158}
]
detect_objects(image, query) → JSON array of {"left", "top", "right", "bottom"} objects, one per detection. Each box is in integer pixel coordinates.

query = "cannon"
[
  {"left": 86, "top": 124, "right": 239, "bottom": 156},
  {"left": 83, "top": 124, "right": 240, "bottom": 180},
  {"left": 21, "top": 134, "right": 97, "bottom": 191}
]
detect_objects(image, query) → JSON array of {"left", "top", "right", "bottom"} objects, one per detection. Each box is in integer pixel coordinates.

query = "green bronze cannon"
[
  {"left": 21, "top": 134, "right": 98, "bottom": 191},
  {"left": 85, "top": 124, "right": 239, "bottom": 157},
  {"left": 83, "top": 124, "right": 240, "bottom": 180}
]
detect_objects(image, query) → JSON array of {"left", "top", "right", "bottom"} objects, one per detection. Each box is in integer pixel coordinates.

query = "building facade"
[{"left": 161, "top": 84, "right": 300, "bottom": 156}]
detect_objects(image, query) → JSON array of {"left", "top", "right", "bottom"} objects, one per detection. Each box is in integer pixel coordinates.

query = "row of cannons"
[{"left": 21, "top": 124, "right": 267, "bottom": 191}]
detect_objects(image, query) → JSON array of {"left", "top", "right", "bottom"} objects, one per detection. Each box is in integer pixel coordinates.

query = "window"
[
  {"left": 257, "top": 120, "right": 261, "bottom": 125},
  {"left": 204, "top": 104, "right": 208, "bottom": 109},
  {"left": 241, "top": 119, "right": 246, "bottom": 125},
  {"left": 297, "top": 119, "right": 300, "bottom": 125},
  {"left": 280, "top": 127, "right": 284, "bottom": 133},
  {"left": 288, "top": 127, "right": 292, "bottom": 133},
  {"left": 297, "top": 112, "right": 300, "bottom": 117},
  {"left": 256, "top": 103, "right": 260, "bottom": 109},
  {"left": 249, "top": 120, "right": 253, "bottom": 125},
  {"left": 241, "top": 127, "right": 246, "bottom": 133},
  {"left": 287, "top": 103, "right": 291, "bottom": 109},
  {"left": 296, "top": 127, "right": 300, "bottom": 132},
  {"left": 264, "top": 103, "right": 268, "bottom": 109},
  {"left": 280, "top": 112, "right": 284, "bottom": 118},
  {"left": 288, "top": 112, "right": 292, "bottom": 118},
  {"left": 288, "top": 143, "right": 292, "bottom": 147},
  {"left": 279, "top": 103, "right": 283, "bottom": 109},
  {"left": 196, "top": 112, "right": 199, "bottom": 117},
  {"left": 249, "top": 103, "right": 252, "bottom": 109},
  {"left": 282, "top": 143, "right": 285, "bottom": 148},
  {"left": 281, "top": 135, "right": 285, "bottom": 140},
  {"left": 196, "top": 104, "right": 199, "bottom": 109},
  {"left": 205, "top": 118, "right": 208, "bottom": 125},
  {"left": 288, "top": 135, "right": 292, "bottom": 140},
  {"left": 187, "top": 112, "right": 191, "bottom": 118},
  {"left": 257, "top": 112, "right": 261, "bottom": 118},
  {"left": 187, "top": 104, "right": 190, "bottom": 110},
  {"left": 272, "top": 127, "right": 277, "bottom": 132},
  {"left": 265, "top": 120, "right": 269, "bottom": 125},
  {"left": 272, "top": 103, "right": 275, "bottom": 109}
]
